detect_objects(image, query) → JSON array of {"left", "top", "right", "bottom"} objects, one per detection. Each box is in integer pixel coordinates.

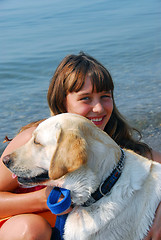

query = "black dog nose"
[{"left": 3, "top": 155, "right": 12, "bottom": 168}]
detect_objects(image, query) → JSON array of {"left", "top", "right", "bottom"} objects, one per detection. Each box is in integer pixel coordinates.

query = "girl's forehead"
[
  {"left": 78, "top": 75, "right": 113, "bottom": 93},
  {"left": 81, "top": 76, "right": 92, "bottom": 90},
  {"left": 67, "top": 67, "right": 114, "bottom": 94}
]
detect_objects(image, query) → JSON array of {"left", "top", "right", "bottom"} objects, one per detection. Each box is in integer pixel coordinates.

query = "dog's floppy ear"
[{"left": 49, "top": 130, "right": 87, "bottom": 180}]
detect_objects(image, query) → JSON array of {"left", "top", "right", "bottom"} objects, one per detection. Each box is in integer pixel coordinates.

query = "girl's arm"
[
  {"left": 0, "top": 187, "right": 49, "bottom": 218},
  {"left": 0, "top": 127, "right": 49, "bottom": 218}
]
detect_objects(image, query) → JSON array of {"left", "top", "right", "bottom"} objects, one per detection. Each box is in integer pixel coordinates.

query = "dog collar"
[{"left": 83, "top": 148, "right": 125, "bottom": 207}]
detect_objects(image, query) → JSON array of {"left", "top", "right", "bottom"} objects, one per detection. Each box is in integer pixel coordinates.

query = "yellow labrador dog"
[{"left": 3, "top": 113, "right": 161, "bottom": 240}]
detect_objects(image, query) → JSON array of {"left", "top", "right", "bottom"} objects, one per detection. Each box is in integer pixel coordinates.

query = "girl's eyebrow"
[
  {"left": 77, "top": 90, "right": 112, "bottom": 95},
  {"left": 77, "top": 92, "right": 90, "bottom": 96},
  {"left": 101, "top": 91, "right": 112, "bottom": 95},
  {"left": 76, "top": 90, "right": 91, "bottom": 96}
]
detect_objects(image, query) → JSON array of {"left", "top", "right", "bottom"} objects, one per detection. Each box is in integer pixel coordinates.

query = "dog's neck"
[
  {"left": 83, "top": 148, "right": 125, "bottom": 207},
  {"left": 60, "top": 130, "right": 123, "bottom": 206},
  {"left": 50, "top": 126, "right": 125, "bottom": 206},
  {"left": 86, "top": 135, "right": 121, "bottom": 183}
]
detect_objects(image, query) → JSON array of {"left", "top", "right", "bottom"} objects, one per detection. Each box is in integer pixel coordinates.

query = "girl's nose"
[{"left": 92, "top": 102, "right": 104, "bottom": 113}]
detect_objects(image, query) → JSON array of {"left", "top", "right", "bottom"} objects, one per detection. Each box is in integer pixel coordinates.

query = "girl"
[{"left": 0, "top": 52, "right": 161, "bottom": 240}]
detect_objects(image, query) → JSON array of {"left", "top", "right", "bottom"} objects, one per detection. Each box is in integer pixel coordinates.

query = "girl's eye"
[
  {"left": 80, "top": 96, "right": 90, "bottom": 101},
  {"left": 101, "top": 94, "right": 112, "bottom": 99}
]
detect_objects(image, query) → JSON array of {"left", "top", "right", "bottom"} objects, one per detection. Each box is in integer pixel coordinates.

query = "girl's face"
[{"left": 65, "top": 76, "right": 113, "bottom": 130}]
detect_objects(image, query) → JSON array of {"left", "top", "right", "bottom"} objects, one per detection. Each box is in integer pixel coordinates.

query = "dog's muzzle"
[
  {"left": 17, "top": 171, "right": 49, "bottom": 185},
  {"left": 3, "top": 154, "right": 49, "bottom": 185}
]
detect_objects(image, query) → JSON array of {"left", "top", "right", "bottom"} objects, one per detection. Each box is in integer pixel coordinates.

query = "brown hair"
[
  {"left": 6, "top": 52, "right": 150, "bottom": 157},
  {"left": 47, "top": 52, "right": 151, "bottom": 157},
  {"left": 47, "top": 52, "right": 114, "bottom": 115}
]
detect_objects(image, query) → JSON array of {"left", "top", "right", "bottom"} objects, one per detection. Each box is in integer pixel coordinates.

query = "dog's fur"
[{"left": 3, "top": 113, "right": 161, "bottom": 240}]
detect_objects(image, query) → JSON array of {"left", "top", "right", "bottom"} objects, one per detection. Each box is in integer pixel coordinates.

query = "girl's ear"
[{"left": 49, "top": 130, "right": 87, "bottom": 180}]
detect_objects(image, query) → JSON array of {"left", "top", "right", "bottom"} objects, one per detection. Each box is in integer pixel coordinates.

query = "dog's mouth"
[{"left": 17, "top": 171, "right": 49, "bottom": 185}]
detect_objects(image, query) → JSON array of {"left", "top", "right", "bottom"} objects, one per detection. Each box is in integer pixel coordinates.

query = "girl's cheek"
[{"left": 78, "top": 105, "right": 91, "bottom": 116}]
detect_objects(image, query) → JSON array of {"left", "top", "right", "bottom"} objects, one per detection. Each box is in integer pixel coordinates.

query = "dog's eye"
[{"left": 34, "top": 138, "right": 41, "bottom": 145}]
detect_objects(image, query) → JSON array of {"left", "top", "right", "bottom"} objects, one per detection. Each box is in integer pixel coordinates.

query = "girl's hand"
[{"left": 144, "top": 202, "right": 161, "bottom": 240}]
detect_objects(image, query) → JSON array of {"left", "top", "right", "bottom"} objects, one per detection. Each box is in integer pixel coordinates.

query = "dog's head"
[
  {"left": 3, "top": 113, "right": 121, "bottom": 204},
  {"left": 3, "top": 114, "right": 92, "bottom": 184}
]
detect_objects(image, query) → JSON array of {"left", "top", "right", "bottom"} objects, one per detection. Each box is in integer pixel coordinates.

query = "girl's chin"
[{"left": 92, "top": 122, "right": 105, "bottom": 130}]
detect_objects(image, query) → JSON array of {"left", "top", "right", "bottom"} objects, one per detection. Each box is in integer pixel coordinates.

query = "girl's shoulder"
[
  {"left": 145, "top": 148, "right": 161, "bottom": 163},
  {"left": 152, "top": 150, "right": 161, "bottom": 164},
  {"left": 5, "top": 119, "right": 45, "bottom": 154},
  {"left": 1, "top": 126, "right": 37, "bottom": 159},
  {"left": 0, "top": 127, "right": 36, "bottom": 191}
]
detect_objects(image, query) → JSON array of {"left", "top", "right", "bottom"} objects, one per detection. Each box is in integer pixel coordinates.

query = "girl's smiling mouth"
[{"left": 87, "top": 116, "right": 105, "bottom": 126}]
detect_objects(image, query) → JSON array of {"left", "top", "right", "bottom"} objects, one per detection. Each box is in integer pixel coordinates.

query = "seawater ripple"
[{"left": 0, "top": 0, "right": 161, "bottom": 153}]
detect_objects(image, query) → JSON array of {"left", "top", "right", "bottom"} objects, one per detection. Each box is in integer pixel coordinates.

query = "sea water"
[{"left": 0, "top": 0, "right": 161, "bottom": 154}]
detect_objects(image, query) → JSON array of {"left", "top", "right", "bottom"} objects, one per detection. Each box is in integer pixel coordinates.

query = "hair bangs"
[
  {"left": 88, "top": 64, "right": 114, "bottom": 93},
  {"left": 65, "top": 60, "right": 89, "bottom": 93},
  {"left": 62, "top": 53, "right": 114, "bottom": 97}
]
